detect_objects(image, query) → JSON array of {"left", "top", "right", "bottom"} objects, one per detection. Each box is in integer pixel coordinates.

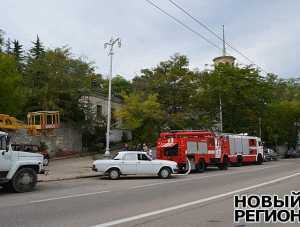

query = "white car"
[{"left": 92, "top": 151, "right": 178, "bottom": 179}]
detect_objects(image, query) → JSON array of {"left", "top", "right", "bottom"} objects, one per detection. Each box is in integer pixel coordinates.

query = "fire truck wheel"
[
  {"left": 256, "top": 154, "right": 263, "bottom": 165},
  {"left": 236, "top": 156, "right": 242, "bottom": 167},
  {"left": 196, "top": 159, "right": 206, "bottom": 173},
  {"left": 159, "top": 167, "right": 171, "bottom": 179},
  {"left": 219, "top": 156, "right": 229, "bottom": 170}
]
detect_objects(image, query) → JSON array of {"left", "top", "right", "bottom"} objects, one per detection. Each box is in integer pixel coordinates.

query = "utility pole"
[
  {"left": 104, "top": 37, "right": 121, "bottom": 157},
  {"left": 219, "top": 95, "right": 223, "bottom": 132},
  {"left": 218, "top": 25, "right": 226, "bottom": 133},
  {"left": 259, "top": 117, "right": 262, "bottom": 138}
]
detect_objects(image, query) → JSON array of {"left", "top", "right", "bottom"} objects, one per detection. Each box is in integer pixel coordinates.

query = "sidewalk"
[{"left": 38, "top": 156, "right": 101, "bottom": 182}]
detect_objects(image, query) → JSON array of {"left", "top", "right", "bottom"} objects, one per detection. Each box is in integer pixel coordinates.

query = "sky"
[{"left": 1, "top": 0, "right": 300, "bottom": 79}]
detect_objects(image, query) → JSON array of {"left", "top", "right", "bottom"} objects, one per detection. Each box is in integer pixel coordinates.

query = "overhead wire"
[
  {"left": 145, "top": 0, "right": 222, "bottom": 52},
  {"left": 145, "top": 0, "right": 269, "bottom": 74}
]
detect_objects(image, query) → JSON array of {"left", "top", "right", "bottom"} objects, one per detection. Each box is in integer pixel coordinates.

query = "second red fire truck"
[{"left": 156, "top": 130, "right": 264, "bottom": 172}]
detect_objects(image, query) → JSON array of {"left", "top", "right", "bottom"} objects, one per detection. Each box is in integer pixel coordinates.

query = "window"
[
  {"left": 0, "top": 135, "right": 7, "bottom": 151},
  {"left": 124, "top": 153, "right": 137, "bottom": 161},
  {"left": 12, "top": 145, "right": 21, "bottom": 151},
  {"left": 187, "top": 141, "right": 198, "bottom": 154},
  {"left": 111, "top": 107, "right": 117, "bottom": 126},
  {"left": 91, "top": 79, "right": 97, "bottom": 88},
  {"left": 164, "top": 144, "right": 178, "bottom": 156},
  {"left": 249, "top": 139, "right": 256, "bottom": 146},
  {"left": 138, "top": 153, "right": 150, "bottom": 161},
  {"left": 97, "top": 105, "right": 102, "bottom": 120},
  {"left": 198, "top": 142, "right": 208, "bottom": 154},
  {"left": 113, "top": 152, "right": 123, "bottom": 160}
]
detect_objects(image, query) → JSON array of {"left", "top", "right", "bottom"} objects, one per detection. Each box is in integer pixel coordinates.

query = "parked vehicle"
[
  {"left": 0, "top": 131, "right": 45, "bottom": 192},
  {"left": 156, "top": 131, "right": 230, "bottom": 173},
  {"left": 263, "top": 148, "right": 280, "bottom": 161},
  {"left": 92, "top": 151, "right": 178, "bottom": 180},
  {"left": 156, "top": 131, "right": 264, "bottom": 173},
  {"left": 11, "top": 144, "right": 50, "bottom": 166},
  {"left": 286, "top": 149, "right": 300, "bottom": 158}
]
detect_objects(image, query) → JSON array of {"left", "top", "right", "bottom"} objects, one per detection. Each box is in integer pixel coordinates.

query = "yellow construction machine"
[{"left": 0, "top": 111, "right": 60, "bottom": 135}]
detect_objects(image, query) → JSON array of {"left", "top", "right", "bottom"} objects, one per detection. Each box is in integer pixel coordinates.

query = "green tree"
[
  {"left": 12, "top": 39, "right": 24, "bottom": 71},
  {"left": 23, "top": 47, "right": 92, "bottom": 123},
  {"left": 198, "top": 64, "right": 272, "bottom": 134},
  {"left": 263, "top": 101, "right": 300, "bottom": 148},
  {"left": 132, "top": 54, "right": 199, "bottom": 129},
  {"left": 116, "top": 93, "right": 163, "bottom": 143},
  {"left": 0, "top": 53, "right": 24, "bottom": 115},
  {"left": 5, "top": 38, "right": 12, "bottom": 54},
  {"left": 102, "top": 75, "right": 132, "bottom": 97},
  {"left": 29, "top": 35, "right": 45, "bottom": 60}
]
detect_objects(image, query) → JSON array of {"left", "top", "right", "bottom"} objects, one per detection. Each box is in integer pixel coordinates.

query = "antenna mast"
[{"left": 222, "top": 25, "right": 226, "bottom": 56}]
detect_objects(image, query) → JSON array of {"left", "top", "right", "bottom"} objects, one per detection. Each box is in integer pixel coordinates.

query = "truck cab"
[{"left": 0, "top": 131, "right": 45, "bottom": 192}]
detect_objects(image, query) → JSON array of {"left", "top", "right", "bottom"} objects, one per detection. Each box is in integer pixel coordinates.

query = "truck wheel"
[
  {"left": 159, "top": 167, "right": 171, "bottom": 179},
  {"left": 235, "top": 156, "right": 242, "bottom": 167},
  {"left": 196, "top": 159, "right": 206, "bottom": 173},
  {"left": 219, "top": 156, "right": 228, "bottom": 170},
  {"left": 256, "top": 154, "right": 263, "bottom": 165},
  {"left": 108, "top": 169, "right": 120, "bottom": 180},
  {"left": 11, "top": 168, "right": 37, "bottom": 193}
]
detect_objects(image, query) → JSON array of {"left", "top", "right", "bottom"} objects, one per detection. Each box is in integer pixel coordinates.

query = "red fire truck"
[
  {"left": 156, "top": 131, "right": 264, "bottom": 173},
  {"left": 156, "top": 130, "right": 230, "bottom": 172}
]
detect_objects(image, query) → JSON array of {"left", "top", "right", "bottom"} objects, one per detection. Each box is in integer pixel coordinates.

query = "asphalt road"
[{"left": 1, "top": 159, "right": 300, "bottom": 227}]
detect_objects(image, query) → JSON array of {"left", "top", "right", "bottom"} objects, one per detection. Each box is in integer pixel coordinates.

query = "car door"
[
  {"left": 137, "top": 153, "right": 155, "bottom": 175},
  {"left": 121, "top": 153, "right": 138, "bottom": 175},
  {"left": 0, "top": 135, "right": 12, "bottom": 178}
]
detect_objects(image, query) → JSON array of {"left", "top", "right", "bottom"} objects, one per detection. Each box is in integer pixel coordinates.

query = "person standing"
[
  {"left": 122, "top": 143, "right": 129, "bottom": 151},
  {"left": 143, "top": 143, "right": 153, "bottom": 159}
]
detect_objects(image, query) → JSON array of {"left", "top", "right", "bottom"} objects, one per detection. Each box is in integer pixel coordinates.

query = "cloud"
[{"left": 1, "top": 0, "right": 299, "bottom": 79}]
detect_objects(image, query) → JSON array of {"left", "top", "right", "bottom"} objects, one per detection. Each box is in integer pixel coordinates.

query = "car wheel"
[
  {"left": 159, "top": 167, "right": 171, "bottom": 179},
  {"left": 1, "top": 182, "right": 13, "bottom": 192},
  {"left": 11, "top": 168, "right": 37, "bottom": 193},
  {"left": 256, "top": 154, "right": 263, "bottom": 165},
  {"left": 196, "top": 159, "right": 206, "bottom": 173},
  {"left": 108, "top": 169, "right": 120, "bottom": 180}
]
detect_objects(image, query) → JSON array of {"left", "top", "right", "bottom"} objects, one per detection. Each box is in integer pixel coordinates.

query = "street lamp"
[{"left": 104, "top": 37, "right": 121, "bottom": 157}]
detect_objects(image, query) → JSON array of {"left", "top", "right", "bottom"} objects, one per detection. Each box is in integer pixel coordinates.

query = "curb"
[
  {"left": 51, "top": 154, "right": 96, "bottom": 161},
  {"left": 38, "top": 173, "right": 103, "bottom": 182}
]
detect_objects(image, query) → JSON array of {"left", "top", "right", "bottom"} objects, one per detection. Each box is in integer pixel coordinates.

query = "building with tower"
[{"left": 213, "top": 25, "right": 235, "bottom": 66}]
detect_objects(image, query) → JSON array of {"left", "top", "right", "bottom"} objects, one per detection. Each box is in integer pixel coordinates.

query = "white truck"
[{"left": 0, "top": 131, "right": 45, "bottom": 192}]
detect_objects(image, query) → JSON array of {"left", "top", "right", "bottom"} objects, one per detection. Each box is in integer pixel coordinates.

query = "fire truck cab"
[
  {"left": 156, "top": 131, "right": 230, "bottom": 173},
  {"left": 226, "top": 134, "right": 264, "bottom": 166}
]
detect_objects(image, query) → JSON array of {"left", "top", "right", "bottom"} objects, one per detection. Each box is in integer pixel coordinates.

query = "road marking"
[
  {"left": 28, "top": 163, "right": 286, "bottom": 204},
  {"left": 92, "top": 172, "right": 300, "bottom": 227},
  {"left": 30, "top": 190, "right": 110, "bottom": 203},
  {"left": 131, "top": 164, "right": 278, "bottom": 189}
]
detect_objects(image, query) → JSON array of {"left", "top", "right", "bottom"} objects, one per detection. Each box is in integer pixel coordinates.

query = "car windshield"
[{"left": 113, "top": 153, "right": 123, "bottom": 160}]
